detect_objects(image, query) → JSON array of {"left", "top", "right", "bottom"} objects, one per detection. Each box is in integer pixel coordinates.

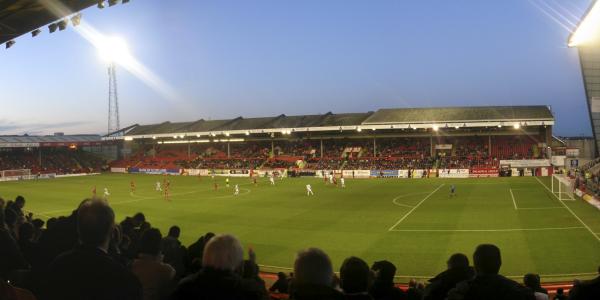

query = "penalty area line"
[
  {"left": 388, "top": 184, "right": 444, "bottom": 232},
  {"left": 390, "top": 226, "right": 585, "bottom": 232},
  {"left": 535, "top": 177, "right": 600, "bottom": 243},
  {"left": 510, "top": 188, "right": 518, "bottom": 210}
]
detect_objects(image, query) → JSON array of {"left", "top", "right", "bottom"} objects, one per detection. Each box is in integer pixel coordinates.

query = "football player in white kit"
[
  {"left": 103, "top": 187, "right": 110, "bottom": 199},
  {"left": 306, "top": 184, "right": 314, "bottom": 196},
  {"left": 234, "top": 184, "right": 240, "bottom": 195},
  {"left": 155, "top": 181, "right": 162, "bottom": 192},
  {"left": 340, "top": 177, "right": 345, "bottom": 188},
  {"left": 269, "top": 174, "right": 275, "bottom": 185}
]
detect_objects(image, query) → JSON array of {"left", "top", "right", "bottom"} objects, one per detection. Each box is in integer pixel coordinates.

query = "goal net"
[
  {"left": 0, "top": 169, "right": 32, "bottom": 181},
  {"left": 551, "top": 174, "right": 575, "bottom": 201}
]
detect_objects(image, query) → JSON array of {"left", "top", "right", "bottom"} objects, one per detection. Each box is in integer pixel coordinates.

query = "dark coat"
[
  {"left": 369, "top": 280, "right": 407, "bottom": 300},
  {"left": 291, "top": 283, "right": 346, "bottom": 300},
  {"left": 447, "top": 274, "right": 535, "bottom": 300},
  {"left": 171, "top": 267, "right": 266, "bottom": 300},
  {"left": 42, "top": 244, "right": 142, "bottom": 300},
  {"left": 424, "top": 266, "right": 475, "bottom": 300},
  {"left": 568, "top": 276, "right": 600, "bottom": 300}
]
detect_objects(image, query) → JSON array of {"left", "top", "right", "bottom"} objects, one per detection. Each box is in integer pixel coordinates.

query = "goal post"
[
  {"left": 551, "top": 174, "right": 575, "bottom": 201},
  {"left": 0, "top": 169, "right": 32, "bottom": 181}
]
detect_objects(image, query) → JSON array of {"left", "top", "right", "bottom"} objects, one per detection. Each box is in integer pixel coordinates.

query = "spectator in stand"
[
  {"left": 406, "top": 279, "right": 424, "bottom": 300},
  {"left": 131, "top": 228, "right": 176, "bottom": 300},
  {"left": 523, "top": 273, "right": 547, "bottom": 300},
  {"left": 6, "top": 196, "right": 26, "bottom": 219},
  {"left": 447, "top": 244, "right": 535, "bottom": 300},
  {"left": 42, "top": 199, "right": 142, "bottom": 300},
  {"left": 340, "top": 256, "right": 374, "bottom": 300},
  {"left": 171, "top": 234, "right": 267, "bottom": 300},
  {"left": 568, "top": 266, "right": 600, "bottom": 300},
  {"left": 18, "top": 222, "right": 40, "bottom": 269},
  {"left": 0, "top": 201, "right": 28, "bottom": 280},
  {"left": 291, "top": 247, "right": 344, "bottom": 300},
  {"left": 186, "top": 232, "right": 215, "bottom": 273},
  {"left": 369, "top": 260, "right": 406, "bottom": 300},
  {"left": 161, "top": 225, "right": 186, "bottom": 278},
  {"left": 553, "top": 288, "right": 566, "bottom": 300},
  {"left": 424, "top": 253, "right": 475, "bottom": 300},
  {"left": 269, "top": 272, "right": 289, "bottom": 294}
]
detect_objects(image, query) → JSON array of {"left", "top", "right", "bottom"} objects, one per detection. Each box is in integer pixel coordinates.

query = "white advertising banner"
[
  {"left": 412, "top": 169, "right": 424, "bottom": 178},
  {"left": 110, "top": 167, "right": 127, "bottom": 173},
  {"left": 438, "top": 169, "right": 470, "bottom": 178},
  {"left": 551, "top": 156, "right": 566, "bottom": 166},
  {"left": 500, "top": 159, "right": 551, "bottom": 168},
  {"left": 435, "top": 144, "right": 453, "bottom": 150},
  {"left": 184, "top": 169, "right": 210, "bottom": 176},
  {"left": 342, "top": 170, "right": 371, "bottom": 178},
  {"left": 398, "top": 170, "right": 409, "bottom": 178}
]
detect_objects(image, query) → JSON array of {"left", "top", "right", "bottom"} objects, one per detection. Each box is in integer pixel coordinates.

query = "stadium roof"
[
  {"left": 0, "top": 134, "right": 102, "bottom": 148},
  {"left": 106, "top": 105, "right": 554, "bottom": 141},
  {"left": 0, "top": 0, "right": 98, "bottom": 46}
]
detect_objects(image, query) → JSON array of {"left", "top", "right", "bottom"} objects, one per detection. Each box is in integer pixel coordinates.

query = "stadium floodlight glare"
[
  {"left": 245, "top": 131, "right": 250, "bottom": 136},
  {"left": 497, "top": 124, "right": 502, "bottom": 128},
  {"left": 225, "top": 132, "right": 230, "bottom": 137},
  {"left": 5, "top": 40, "right": 15, "bottom": 49},
  {"left": 513, "top": 123, "right": 520, "bottom": 129},
  {"left": 152, "top": 136, "right": 156, "bottom": 139},
  {"left": 568, "top": 0, "right": 600, "bottom": 47},
  {"left": 196, "top": 134, "right": 200, "bottom": 137},
  {"left": 31, "top": 29, "right": 41, "bottom": 37},
  {"left": 48, "top": 23, "right": 58, "bottom": 33},
  {"left": 97, "top": 36, "right": 133, "bottom": 65},
  {"left": 124, "top": 137, "right": 133, "bottom": 141},
  {"left": 432, "top": 125, "right": 439, "bottom": 131},
  {"left": 455, "top": 125, "right": 460, "bottom": 129},
  {"left": 356, "top": 127, "right": 362, "bottom": 132}
]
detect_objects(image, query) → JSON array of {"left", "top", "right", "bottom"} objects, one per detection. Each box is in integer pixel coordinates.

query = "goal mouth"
[{"left": 551, "top": 174, "right": 575, "bottom": 201}]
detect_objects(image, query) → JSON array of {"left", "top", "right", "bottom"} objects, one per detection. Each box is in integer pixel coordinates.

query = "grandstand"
[{"left": 106, "top": 105, "right": 563, "bottom": 177}]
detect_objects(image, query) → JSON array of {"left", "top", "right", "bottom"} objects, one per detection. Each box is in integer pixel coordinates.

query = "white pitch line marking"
[
  {"left": 388, "top": 184, "right": 444, "bottom": 231},
  {"left": 517, "top": 207, "right": 565, "bottom": 210},
  {"left": 510, "top": 188, "right": 518, "bottom": 210},
  {"left": 535, "top": 177, "right": 600, "bottom": 243},
  {"left": 390, "top": 226, "right": 585, "bottom": 232}
]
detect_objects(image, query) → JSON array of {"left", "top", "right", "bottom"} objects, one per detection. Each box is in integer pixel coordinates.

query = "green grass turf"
[{"left": 1, "top": 174, "right": 600, "bottom": 283}]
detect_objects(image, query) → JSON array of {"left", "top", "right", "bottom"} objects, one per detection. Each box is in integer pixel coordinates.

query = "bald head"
[{"left": 77, "top": 199, "right": 115, "bottom": 249}]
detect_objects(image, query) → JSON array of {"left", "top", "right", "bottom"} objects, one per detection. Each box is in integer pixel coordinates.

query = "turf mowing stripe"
[
  {"left": 390, "top": 226, "right": 585, "bottom": 232},
  {"left": 535, "top": 177, "right": 600, "bottom": 243},
  {"left": 510, "top": 188, "right": 518, "bottom": 210},
  {"left": 387, "top": 184, "right": 444, "bottom": 231}
]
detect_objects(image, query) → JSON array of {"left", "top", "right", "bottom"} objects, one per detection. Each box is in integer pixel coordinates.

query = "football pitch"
[{"left": 1, "top": 174, "right": 600, "bottom": 282}]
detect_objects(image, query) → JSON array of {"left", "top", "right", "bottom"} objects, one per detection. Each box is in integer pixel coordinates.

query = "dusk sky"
[{"left": 0, "top": 0, "right": 594, "bottom": 136}]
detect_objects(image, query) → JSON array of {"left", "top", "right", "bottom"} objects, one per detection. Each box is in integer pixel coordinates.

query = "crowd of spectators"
[
  {"left": 1, "top": 194, "right": 599, "bottom": 300},
  {"left": 111, "top": 136, "right": 545, "bottom": 173},
  {"left": 0, "top": 149, "right": 104, "bottom": 175}
]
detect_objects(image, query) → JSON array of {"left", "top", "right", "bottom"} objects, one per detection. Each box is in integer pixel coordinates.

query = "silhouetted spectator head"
[
  {"left": 139, "top": 228, "right": 162, "bottom": 256},
  {"left": 4, "top": 208, "right": 17, "bottom": 228},
  {"left": 14, "top": 196, "right": 25, "bottom": 209},
  {"left": 46, "top": 217, "right": 58, "bottom": 229},
  {"left": 19, "top": 222, "right": 34, "bottom": 241},
  {"left": 523, "top": 273, "right": 541, "bottom": 290},
  {"left": 340, "top": 256, "right": 372, "bottom": 294},
  {"left": 473, "top": 244, "right": 501, "bottom": 275},
  {"left": 447, "top": 253, "right": 469, "bottom": 269},
  {"left": 133, "top": 212, "right": 145, "bottom": 226},
  {"left": 31, "top": 218, "right": 44, "bottom": 229},
  {"left": 294, "top": 248, "right": 334, "bottom": 287},
  {"left": 556, "top": 288, "right": 564, "bottom": 296},
  {"left": 77, "top": 199, "right": 115, "bottom": 249},
  {"left": 202, "top": 234, "right": 244, "bottom": 272},
  {"left": 371, "top": 260, "right": 396, "bottom": 283},
  {"left": 408, "top": 279, "right": 417, "bottom": 288},
  {"left": 168, "top": 225, "right": 180, "bottom": 238},
  {"left": 204, "top": 232, "right": 215, "bottom": 242},
  {"left": 277, "top": 272, "right": 287, "bottom": 280}
]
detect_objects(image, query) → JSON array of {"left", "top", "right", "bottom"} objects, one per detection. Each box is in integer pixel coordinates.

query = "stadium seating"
[
  {"left": 108, "top": 136, "right": 547, "bottom": 172},
  {"left": 0, "top": 148, "right": 104, "bottom": 174}
]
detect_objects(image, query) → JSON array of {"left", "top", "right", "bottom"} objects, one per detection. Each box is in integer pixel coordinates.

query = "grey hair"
[
  {"left": 294, "top": 248, "right": 334, "bottom": 286},
  {"left": 202, "top": 234, "right": 244, "bottom": 271}
]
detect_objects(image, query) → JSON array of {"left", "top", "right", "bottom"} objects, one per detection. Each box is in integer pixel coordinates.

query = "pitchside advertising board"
[{"left": 128, "top": 167, "right": 181, "bottom": 175}]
